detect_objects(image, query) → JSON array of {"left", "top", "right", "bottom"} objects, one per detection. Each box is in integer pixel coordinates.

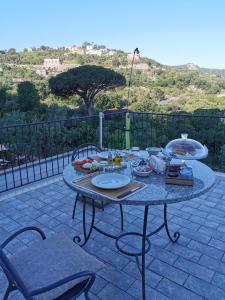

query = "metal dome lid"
[{"left": 165, "top": 133, "right": 208, "bottom": 160}]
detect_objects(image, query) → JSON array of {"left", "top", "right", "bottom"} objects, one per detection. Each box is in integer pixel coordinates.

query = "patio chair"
[
  {"left": 0, "top": 226, "right": 104, "bottom": 300},
  {"left": 71, "top": 143, "right": 104, "bottom": 219}
]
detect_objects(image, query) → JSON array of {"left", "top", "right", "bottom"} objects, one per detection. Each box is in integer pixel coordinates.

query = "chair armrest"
[
  {"left": 30, "top": 271, "right": 95, "bottom": 296},
  {"left": 1, "top": 226, "right": 46, "bottom": 248}
]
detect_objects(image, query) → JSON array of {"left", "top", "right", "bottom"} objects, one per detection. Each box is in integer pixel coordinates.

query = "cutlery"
[{"left": 117, "top": 186, "right": 142, "bottom": 199}]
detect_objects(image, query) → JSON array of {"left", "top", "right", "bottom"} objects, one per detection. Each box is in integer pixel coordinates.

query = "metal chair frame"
[{"left": 0, "top": 227, "right": 95, "bottom": 300}]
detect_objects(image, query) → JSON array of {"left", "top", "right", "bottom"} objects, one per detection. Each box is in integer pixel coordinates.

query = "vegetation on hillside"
[{"left": 1, "top": 43, "right": 225, "bottom": 124}]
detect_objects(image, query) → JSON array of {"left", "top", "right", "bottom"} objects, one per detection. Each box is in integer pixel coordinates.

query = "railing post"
[
  {"left": 99, "top": 112, "right": 104, "bottom": 149},
  {"left": 125, "top": 112, "right": 131, "bottom": 150}
]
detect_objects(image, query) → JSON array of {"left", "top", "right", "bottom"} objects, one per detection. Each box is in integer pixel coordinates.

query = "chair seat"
[{"left": 10, "top": 233, "right": 104, "bottom": 299}]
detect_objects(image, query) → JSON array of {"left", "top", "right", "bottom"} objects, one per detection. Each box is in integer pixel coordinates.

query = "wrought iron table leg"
[
  {"left": 3, "top": 283, "right": 16, "bottom": 300},
  {"left": 119, "top": 204, "right": 124, "bottom": 231},
  {"left": 164, "top": 204, "right": 180, "bottom": 243},
  {"left": 72, "top": 192, "right": 79, "bottom": 219},
  {"left": 73, "top": 197, "right": 95, "bottom": 247},
  {"left": 141, "top": 205, "right": 149, "bottom": 300}
]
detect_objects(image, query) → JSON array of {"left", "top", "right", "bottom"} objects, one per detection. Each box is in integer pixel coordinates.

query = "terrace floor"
[{"left": 1, "top": 174, "right": 225, "bottom": 300}]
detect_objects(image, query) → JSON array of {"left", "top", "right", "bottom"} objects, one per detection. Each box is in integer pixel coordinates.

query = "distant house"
[
  {"left": 65, "top": 46, "right": 84, "bottom": 54},
  {"left": 43, "top": 58, "right": 62, "bottom": 69},
  {"left": 27, "top": 48, "right": 33, "bottom": 52},
  {"left": 86, "top": 49, "right": 103, "bottom": 56},
  {"left": 86, "top": 44, "right": 93, "bottom": 51}
]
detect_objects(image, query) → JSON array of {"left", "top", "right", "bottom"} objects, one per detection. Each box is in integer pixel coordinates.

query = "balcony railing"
[{"left": 0, "top": 111, "right": 224, "bottom": 193}]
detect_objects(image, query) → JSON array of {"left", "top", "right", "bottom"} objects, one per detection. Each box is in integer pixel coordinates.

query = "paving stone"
[
  {"left": 185, "top": 275, "right": 225, "bottom": 300},
  {"left": 170, "top": 215, "right": 200, "bottom": 231},
  {"left": 174, "top": 257, "right": 214, "bottom": 282},
  {"left": 199, "top": 255, "right": 225, "bottom": 275},
  {"left": 149, "top": 259, "right": 188, "bottom": 285},
  {"left": 188, "top": 240, "right": 223, "bottom": 260},
  {"left": 212, "top": 272, "right": 225, "bottom": 291},
  {"left": 198, "top": 226, "right": 225, "bottom": 242},
  {"left": 181, "top": 206, "right": 208, "bottom": 218},
  {"left": 179, "top": 227, "right": 211, "bottom": 244},
  {"left": 189, "top": 215, "right": 219, "bottom": 229},
  {"left": 166, "top": 242, "right": 201, "bottom": 262},
  {"left": 98, "top": 283, "right": 136, "bottom": 300},
  {"left": 0, "top": 217, "right": 20, "bottom": 232},
  {"left": 98, "top": 267, "right": 135, "bottom": 291},
  {"left": 91, "top": 274, "right": 108, "bottom": 295},
  {"left": 150, "top": 244, "right": 178, "bottom": 265},
  {"left": 36, "top": 214, "right": 61, "bottom": 229},
  {"left": 208, "top": 238, "right": 225, "bottom": 251},
  {"left": 127, "top": 279, "right": 170, "bottom": 300},
  {"left": 157, "top": 278, "right": 203, "bottom": 300},
  {"left": 94, "top": 246, "right": 130, "bottom": 270},
  {"left": 123, "top": 261, "right": 162, "bottom": 288}
]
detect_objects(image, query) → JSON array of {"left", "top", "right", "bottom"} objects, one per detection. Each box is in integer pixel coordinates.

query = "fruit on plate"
[
  {"left": 82, "top": 162, "right": 93, "bottom": 169},
  {"left": 72, "top": 159, "right": 92, "bottom": 166},
  {"left": 135, "top": 165, "right": 153, "bottom": 172}
]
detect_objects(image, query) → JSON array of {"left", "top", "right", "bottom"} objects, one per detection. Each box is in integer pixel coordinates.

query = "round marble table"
[{"left": 63, "top": 160, "right": 215, "bottom": 300}]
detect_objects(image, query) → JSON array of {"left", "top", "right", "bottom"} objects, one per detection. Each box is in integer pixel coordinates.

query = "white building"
[
  {"left": 65, "top": 46, "right": 84, "bottom": 54},
  {"left": 43, "top": 58, "right": 62, "bottom": 69},
  {"left": 86, "top": 44, "right": 93, "bottom": 51}
]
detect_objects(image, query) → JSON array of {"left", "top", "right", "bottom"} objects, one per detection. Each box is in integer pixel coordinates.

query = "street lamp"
[
  {"left": 127, "top": 47, "right": 140, "bottom": 106},
  {"left": 125, "top": 48, "right": 140, "bottom": 150}
]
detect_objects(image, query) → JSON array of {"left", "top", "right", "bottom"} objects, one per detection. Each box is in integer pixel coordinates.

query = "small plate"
[
  {"left": 91, "top": 173, "right": 130, "bottom": 189},
  {"left": 98, "top": 151, "right": 125, "bottom": 160}
]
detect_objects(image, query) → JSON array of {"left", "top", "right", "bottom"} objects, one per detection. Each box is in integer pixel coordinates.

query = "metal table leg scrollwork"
[{"left": 73, "top": 200, "right": 180, "bottom": 300}]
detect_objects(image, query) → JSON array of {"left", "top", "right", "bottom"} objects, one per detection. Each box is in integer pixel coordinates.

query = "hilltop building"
[
  {"left": 43, "top": 58, "right": 62, "bottom": 69},
  {"left": 65, "top": 46, "right": 84, "bottom": 54}
]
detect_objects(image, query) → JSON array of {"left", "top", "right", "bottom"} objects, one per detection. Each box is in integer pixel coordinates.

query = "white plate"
[
  {"left": 91, "top": 173, "right": 130, "bottom": 189},
  {"left": 98, "top": 151, "right": 125, "bottom": 160}
]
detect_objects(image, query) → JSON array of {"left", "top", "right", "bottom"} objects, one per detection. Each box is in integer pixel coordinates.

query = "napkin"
[{"left": 149, "top": 155, "right": 166, "bottom": 174}]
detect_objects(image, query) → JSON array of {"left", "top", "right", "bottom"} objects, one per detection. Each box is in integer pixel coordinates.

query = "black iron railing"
[{"left": 0, "top": 111, "right": 224, "bottom": 193}]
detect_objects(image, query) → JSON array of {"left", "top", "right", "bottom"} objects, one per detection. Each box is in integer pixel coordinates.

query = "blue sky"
[{"left": 1, "top": 0, "right": 225, "bottom": 68}]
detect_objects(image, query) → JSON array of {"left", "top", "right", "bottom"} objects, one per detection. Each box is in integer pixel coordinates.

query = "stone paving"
[{"left": 1, "top": 175, "right": 225, "bottom": 299}]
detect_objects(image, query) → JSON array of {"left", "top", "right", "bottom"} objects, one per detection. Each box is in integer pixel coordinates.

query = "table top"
[{"left": 63, "top": 160, "right": 216, "bottom": 206}]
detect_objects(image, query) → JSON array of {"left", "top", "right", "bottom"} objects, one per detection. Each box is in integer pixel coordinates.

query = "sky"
[{"left": 1, "top": 0, "right": 225, "bottom": 69}]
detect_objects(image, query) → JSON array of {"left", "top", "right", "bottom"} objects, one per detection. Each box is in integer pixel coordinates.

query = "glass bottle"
[
  {"left": 114, "top": 151, "right": 121, "bottom": 166},
  {"left": 107, "top": 151, "right": 113, "bottom": 165}
]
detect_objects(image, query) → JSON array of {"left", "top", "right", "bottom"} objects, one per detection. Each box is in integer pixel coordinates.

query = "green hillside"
[{"left": 1, "top": 44, "right": 225, "bottom": 124}]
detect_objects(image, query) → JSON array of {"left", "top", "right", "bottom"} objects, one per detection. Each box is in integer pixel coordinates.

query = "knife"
[{"left": 117, "top": 186, "right": 142, "bottom": 199}]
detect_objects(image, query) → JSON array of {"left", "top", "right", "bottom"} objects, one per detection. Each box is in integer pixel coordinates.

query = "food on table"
[
  {"left": 132, "top": 158, "right": 153, "bottom": 176},
  {"left": 135, "top": 165, "right": 153, "bottom": 172},
  {"left": 82, "top": 162, "right": 93, "bottom": 169},
  {"left": 72, "top": 159, "right": 100, "bottom": 171},
  {"left": 172, "top": 141, "right": 196, "bottom": 156}
]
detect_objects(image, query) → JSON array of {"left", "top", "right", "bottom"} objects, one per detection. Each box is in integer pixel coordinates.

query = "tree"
[
  {"left": 17, "top": 81, "right": 40, "bottom": 112},
  {"left": 8, "top": 48, "right": 16, "bottom": 53},
  {"left": 49, "top": 65, "right": 126, "bottom": 116}
]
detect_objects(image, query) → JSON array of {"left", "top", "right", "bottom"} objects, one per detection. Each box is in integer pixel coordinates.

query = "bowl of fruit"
[{"left": 132, "top": 158, "right": 153, "bottom": 177}]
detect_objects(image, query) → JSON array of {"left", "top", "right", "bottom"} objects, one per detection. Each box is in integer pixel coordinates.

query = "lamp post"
[
  {"left": 127, "top": 47, "right": 140, "bottom": 106},
  {"left": 126, "top": 48, "right": 140, "bottom": 150}
]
